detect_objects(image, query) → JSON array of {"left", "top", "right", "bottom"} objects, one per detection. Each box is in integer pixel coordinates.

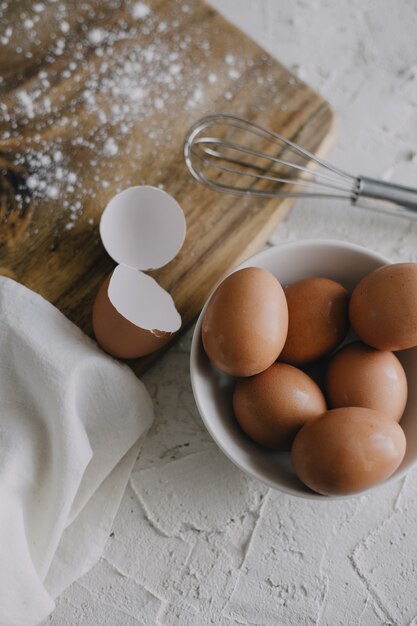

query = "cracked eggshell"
[
  {"left": 94, "top": 185, "right": 185, "bottom": 358},
  {"left": 108, "top": 264, "right": 181, "bottom": 332},
  {"left": 100, "top": 185, "right": 186, "bottom": 270},
  {"left": 93, "top": 272, "right": 174, "bottom": 359}
]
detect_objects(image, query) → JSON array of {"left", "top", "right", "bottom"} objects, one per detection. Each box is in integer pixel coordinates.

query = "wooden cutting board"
[{"left": 0, "top": 0, "right": 335, "bottom": 374}]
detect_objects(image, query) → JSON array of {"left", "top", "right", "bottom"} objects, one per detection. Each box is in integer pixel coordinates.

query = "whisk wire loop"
[
  {"left": 192, "top": 138, "right": 354, "bottom": 191},
  {"left": 184, "top": 114, "right": 357, "bottom": 201},
  {"left": 184, "top": 114, "right": 417, "bottom": 216}
]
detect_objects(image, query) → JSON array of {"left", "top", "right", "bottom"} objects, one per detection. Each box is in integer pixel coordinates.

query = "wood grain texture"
[{"left": 0, "top": 0, "right": 336, "bottom": 374}]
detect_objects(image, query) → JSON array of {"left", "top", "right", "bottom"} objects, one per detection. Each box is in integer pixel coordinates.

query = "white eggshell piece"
[
  {"left": 108, "top": 264, "right": 181, "bottom": 332},
  {"left": 100, "top": 186, "right": 186, "bottom": 270}
]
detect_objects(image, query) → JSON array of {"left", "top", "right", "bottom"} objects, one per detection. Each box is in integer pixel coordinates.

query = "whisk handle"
[{"left": 357, "top": 177, "right": 417, "bottom": 213}]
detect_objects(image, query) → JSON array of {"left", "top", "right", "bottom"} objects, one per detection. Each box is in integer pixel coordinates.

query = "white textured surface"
[{"left": 46, "top": 1, "right": 417, "bottom": 624}]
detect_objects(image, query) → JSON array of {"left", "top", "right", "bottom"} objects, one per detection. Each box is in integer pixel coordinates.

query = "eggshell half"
[
  {"left": 349, "top": 263, "right": 417, "bottom": 351},
  {"left": 325, "top": 341, "right": 407, "bottom": 422},
  {"left": 291, "top": 407, "right": 406, "bottom": 496},
  {"left": 108, "top": 264, "right": 181, "bottom": 332},
  {"left": 100, "top": 186, "right": 186, "bottom": 270},
  {"left": 93, "top": 273, "right": 173, "bottom": 359}
]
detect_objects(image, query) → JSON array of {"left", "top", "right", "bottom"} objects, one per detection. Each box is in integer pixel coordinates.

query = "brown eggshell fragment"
[
  {"left": 349, "top": 263, "right": 417, "bottom": 351},
  {"left": 233, "top": 363, "right": 327, "bottom": 450},
  {"left": 326, "top": 341, "right": 407, "bottom": 422},
  {"left": 280, "top": 277, "right": 350, "bottom": 365},
  {"left": 93, "top": 273, "right": 172, "bottom": 359},
  {"left": 291, "top": 407, "right": 406, "bottom": 496},
  {"left": 201, "top": 267, "right": 288, "bottom": 377}
]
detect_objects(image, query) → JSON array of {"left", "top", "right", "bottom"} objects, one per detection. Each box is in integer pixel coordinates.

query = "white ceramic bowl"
[{"left": 190, "top": 239, "right": 417, "bottom": 499}]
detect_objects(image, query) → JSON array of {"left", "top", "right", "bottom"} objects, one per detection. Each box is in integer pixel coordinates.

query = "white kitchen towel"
[{"left": 0, "top": 277, "right": 154, "bottom": 625}]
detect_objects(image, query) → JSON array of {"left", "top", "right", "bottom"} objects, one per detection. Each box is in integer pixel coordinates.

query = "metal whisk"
[{"left": 184, "top": 114, "right": 417, "bottom": 218}]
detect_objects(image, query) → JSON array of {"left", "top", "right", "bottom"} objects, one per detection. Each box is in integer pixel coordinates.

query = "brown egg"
[
  {"left": 280, "top": 277, "right": 350, "bottom": 365},
  {"left": 233, "top": 363, "right": 326, "bottom": 450},
  {"left": 202, "top": 267, "right": 288, "bottom": 377},
  {"left": 326, "top": 341, "right": 407, "bottom": 422},
  {"left": 349, "top": 263, "right": 417, "bottom": 351},
  {"left": 92, "top": 272, "right": 172, "bottom": 358},
  {"left": 291, "top": 407, "right": 406, "bottom": 496}
]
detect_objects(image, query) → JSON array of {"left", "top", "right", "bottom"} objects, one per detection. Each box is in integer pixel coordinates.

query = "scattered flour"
[
  {"left": 88, "top": 28, "right": 107, "bottom": 45},
  {"left": 16, "top": 91, "right": 35, "bottom": 118},
  {"left": 0, "top": 0, "right": 250, "bottom": 232},
  {"left": 228, "top": 68, "right": 240, "bottom": 80},
  {"left": 47, "top": 185, "right": 59, "bottom": 199},
  {"left": 131, "top": 2, "right": 151, "bottom": 20},
  {"left": 103, "top": 138, "right": 119, "bottom": 157}
]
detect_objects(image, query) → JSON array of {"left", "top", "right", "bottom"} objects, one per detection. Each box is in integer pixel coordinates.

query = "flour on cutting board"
[
  {"left": 0, "top": 0, "right": 259, "bottom": 234},
  {"left": 131, "top": 2, "right": 151, "bottom": 19}
]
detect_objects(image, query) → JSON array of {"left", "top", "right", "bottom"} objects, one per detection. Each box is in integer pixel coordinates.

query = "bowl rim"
[{"left": 189, "top": 238, "right": 410, "bottom": 500}]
